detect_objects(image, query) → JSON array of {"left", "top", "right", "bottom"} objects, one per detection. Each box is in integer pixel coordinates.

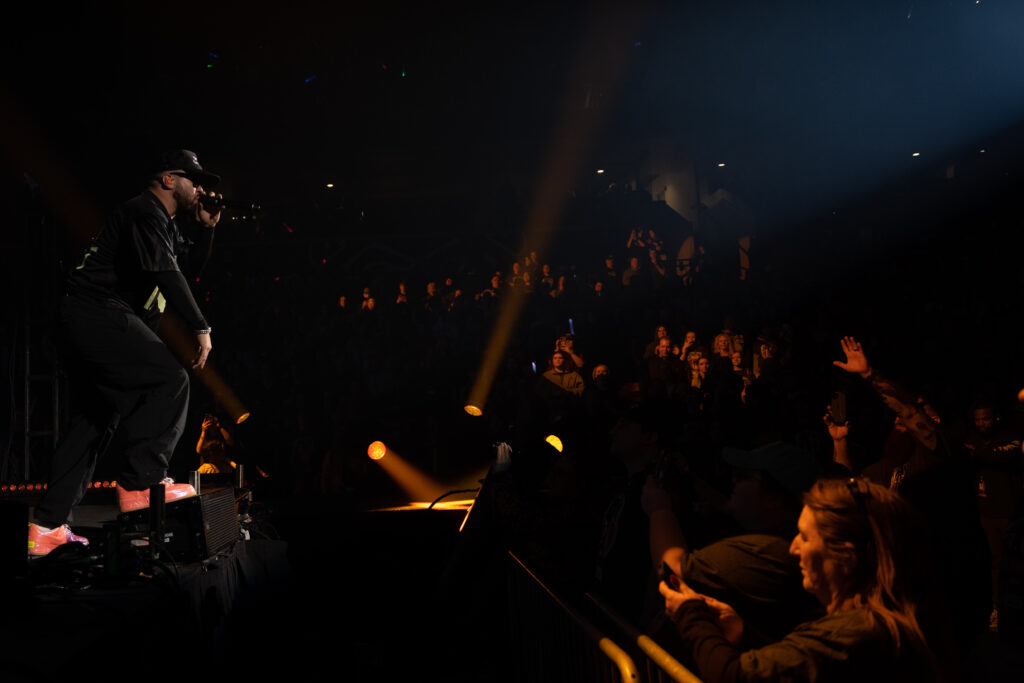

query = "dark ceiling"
[{"left": 5, "top": 1, "right": 1024, "bottom": 227}]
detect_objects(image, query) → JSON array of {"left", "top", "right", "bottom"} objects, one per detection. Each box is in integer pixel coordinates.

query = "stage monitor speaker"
[{"left": 119, "top": 487, "right": 239, "bottom": 562}]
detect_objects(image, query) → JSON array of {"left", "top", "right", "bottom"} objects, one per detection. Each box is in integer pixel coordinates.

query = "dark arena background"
[{"left": 2, "top": 2, "right": 1024, "bottom": 681}]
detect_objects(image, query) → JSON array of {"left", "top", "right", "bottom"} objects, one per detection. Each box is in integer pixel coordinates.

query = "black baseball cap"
[
  {"left": 151, "top": 149, "right": 220, "bottom": 188},
  {"left": 722, "top": 441, "right": 822, "bottom": 495}
]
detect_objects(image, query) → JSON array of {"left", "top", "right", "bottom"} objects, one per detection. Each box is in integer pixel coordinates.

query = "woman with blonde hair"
[{"left": 661, "top": 477, "right": 937, "bottom": 682}]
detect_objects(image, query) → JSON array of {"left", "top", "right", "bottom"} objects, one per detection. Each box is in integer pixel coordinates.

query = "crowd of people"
[
  {"left": 182, "top": 210, "right": 1022, "bottom": 681},
  {"left": 471, "top": 324, "right": 1019, "bottom": 681}
]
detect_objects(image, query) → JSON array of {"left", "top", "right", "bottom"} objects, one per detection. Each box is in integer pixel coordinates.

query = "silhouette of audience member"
[
  {"left": 622, "top": 256, "right": 642, "bottom": 288},
  {"left": 537, "top": 350, "right": 585, "bottom": 423},
  {"left": 647, "top": 337, "right": 684, "bottom": 400},
  {"left": 643, "top": 325, "right": 672, "bottom": 361},
  {"left": 963, "top": 400, "right": 1022, "bottom": 625},
  {"left": 602, "top": 255, "right": 619, "bottom": 288},
  {"left": 508, "top": 262, "right": 524, "bottom": 288},
  {"left": 541, "top": 350, "right": 585, "bottom": 396},
  {"left": 521, "top": 271, "right": 534, "bottom": 293},
  {"left": 539, "top": 264, "right": 555, "bottom": 293},
  {"left": 831, "top": 336, "right": 992, "bottom": 645},
  {"left": 424, "top": 281, "right": 440, "bottom": 312},
  {"left": 649, "top": 248, "right": 669, "bottom": 289},
  {"left": 476, "top": 274, "right": 502, "bottom": 302}
]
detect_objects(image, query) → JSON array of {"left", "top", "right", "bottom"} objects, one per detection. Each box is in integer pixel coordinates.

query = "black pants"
[{"left": 33, "top": 296, "right": 189, "bottom": 528}]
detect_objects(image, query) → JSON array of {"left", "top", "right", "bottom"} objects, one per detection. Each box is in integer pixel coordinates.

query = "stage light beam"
[
  {"left": 158, "top": 309, "right": 251, "bottom": 424},
  {"left": 463, "top": 10, "right": 644, "bottom": 416},
  {"left": 369, "top": 446, "right": 445, "bottom": 502}
]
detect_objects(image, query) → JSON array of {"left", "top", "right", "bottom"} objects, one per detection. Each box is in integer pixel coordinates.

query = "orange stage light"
[
  {"left": 464, "top": 404, "right": 483, "bottom": 417},
  {"left": 368, "top": 441, "right": 387, "bottom": 460}
]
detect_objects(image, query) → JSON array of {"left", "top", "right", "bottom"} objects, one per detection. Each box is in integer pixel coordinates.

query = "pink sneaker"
[
  {"left": 118, "top": 477, "right": 196, "bottom": 512},
  {"left": 28, "top": 523, "right": 90, "bottom": 556}
]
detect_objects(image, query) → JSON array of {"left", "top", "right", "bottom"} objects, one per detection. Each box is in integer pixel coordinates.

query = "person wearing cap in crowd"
[
  {"left": 643, "top": 441, "right": 826, "bottom": 647},
  {"left": 28, "top": 150, "right": 223, "bottom": 556}
]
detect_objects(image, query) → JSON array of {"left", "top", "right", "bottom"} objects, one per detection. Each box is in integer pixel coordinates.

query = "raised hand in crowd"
[
  {"left": 832, "top": 336, "right": 871, "bottom": 377},
  {"left": 833, "top": 336, "right": 937, "bottom": 451}
]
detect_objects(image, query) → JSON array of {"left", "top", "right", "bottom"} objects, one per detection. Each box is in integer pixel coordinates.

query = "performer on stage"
[{"left": 28, "top": 150, "right": 222, "bottom": 556}]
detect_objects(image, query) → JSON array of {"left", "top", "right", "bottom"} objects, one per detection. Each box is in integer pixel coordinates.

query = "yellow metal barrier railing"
[
  {"left": 587, "top": 592, "right": 704, "bottom": 683},
  {"left": 508, "top": 552, "right": 639, "bottom": 682}
]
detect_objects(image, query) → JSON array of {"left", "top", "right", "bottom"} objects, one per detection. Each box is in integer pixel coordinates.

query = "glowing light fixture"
[
  {"left": 545, "top": 434, "right": 564, "bottom": 452},
  {"left": 717, "top": 162, "right": 726, "bottom": 167},
  {"left": 236, "top": 412, "right": 251, "bottom": 424},
  {"left": 596, "top": 169, "right": 605, "bottom": 174},
  {"left": 464, "top": 404, "right": 483, "bottom": 417},
  {"left": 326, "top": 183, "right": 334, "bottom": 188},
  {"left": 368, "top": 441, "right": 387, "bottom": 460},
  {"left": 911, "top": 152, "right": 920, "bottom": 157}
]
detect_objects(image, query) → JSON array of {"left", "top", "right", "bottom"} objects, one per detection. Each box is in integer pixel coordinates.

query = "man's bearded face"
[{"left": 172, "top": 175, "right": 199, "bottom": 213}]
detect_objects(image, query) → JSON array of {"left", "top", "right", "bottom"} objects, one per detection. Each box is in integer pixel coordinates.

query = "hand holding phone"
[{"left": 661, "top": 561, "right": 682, "bottom": 591}]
